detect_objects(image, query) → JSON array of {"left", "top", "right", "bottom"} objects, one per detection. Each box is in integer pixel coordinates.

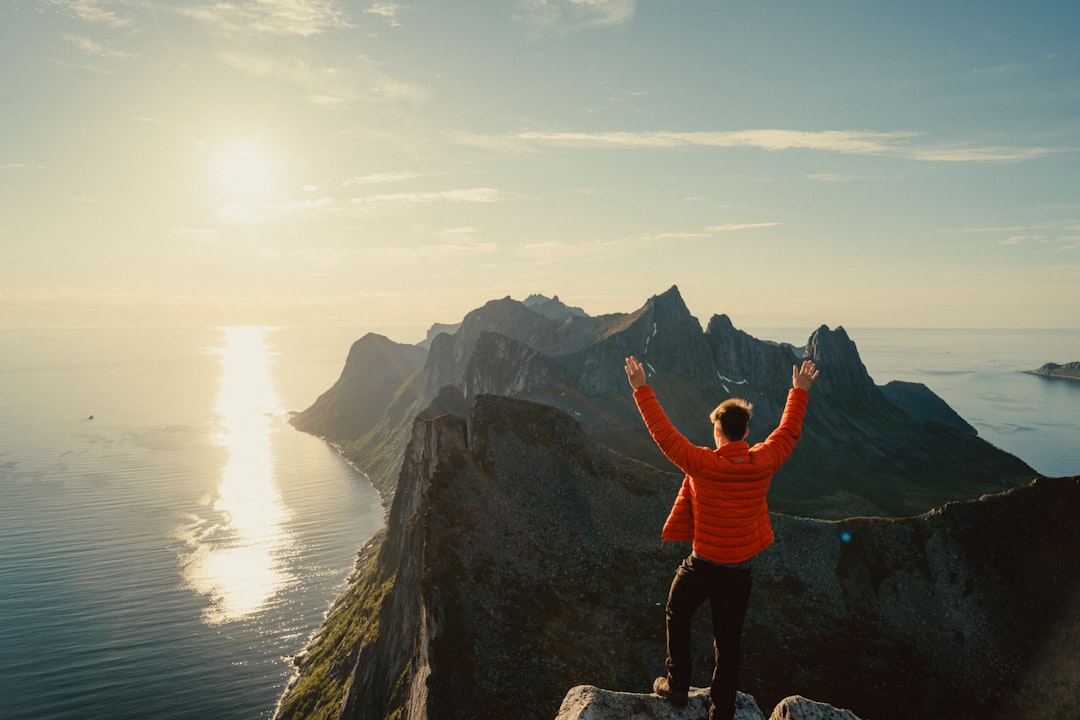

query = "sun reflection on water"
[{"left": 179, "top": 327, "right": 294, "bottom": 625}]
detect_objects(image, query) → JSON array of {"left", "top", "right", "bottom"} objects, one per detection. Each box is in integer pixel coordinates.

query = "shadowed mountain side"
[
  {"left": 273, "top": 395, "right": 1079, "bottom": 720},
  {"left": 291, "top": 333, "right": 427, "bottom": 443},
  {"left": 291, "top": 287, "right": 1034, "bottom": 518},
  {"left": 879, "top": 380, "right": 976, "bottom": 435}
]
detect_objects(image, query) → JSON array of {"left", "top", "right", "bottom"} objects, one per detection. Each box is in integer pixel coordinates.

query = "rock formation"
[
  {"left": 274, "top": 390, "right": 1079, "bottom": 720},
  {"left": 1024, "top": 361, "right": 1080, "bottom": 381},
  {"left": 277, "top": 288, "right": 1073, "bottom": 720},
  {"left": 553, "top": 686, "right": 864, "bottom": 720},
  {"left": 291, "top": 286, "right": 1034, "bottom": 518},
  {"left": 553, "top": 686, "right": 767, "bottom": 720}
]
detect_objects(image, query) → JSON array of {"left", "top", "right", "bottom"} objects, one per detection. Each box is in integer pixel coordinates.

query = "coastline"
[{"left": 1023, "top": 361, "right": 1080, "bottom": 382}]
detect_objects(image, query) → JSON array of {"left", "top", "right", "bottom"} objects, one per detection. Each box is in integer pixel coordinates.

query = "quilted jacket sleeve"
[
  {"left": 632, "top": 385, "right": 717, "bottom": 477},
  {"left": 752, "top": 387, "right": 809, "bottom": 468}
]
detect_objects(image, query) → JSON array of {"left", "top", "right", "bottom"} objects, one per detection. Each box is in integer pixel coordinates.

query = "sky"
[{"left": 2, "top": 0, "right": 1078, "bottom": 341}]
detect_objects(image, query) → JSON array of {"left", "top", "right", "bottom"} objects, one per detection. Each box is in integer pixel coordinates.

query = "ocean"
[
  {"left": 0, "top": 327, "right": 383, "bottom": 720},
  {"left": 1, "top": 326, "right": 1077, "bottom": 720}
]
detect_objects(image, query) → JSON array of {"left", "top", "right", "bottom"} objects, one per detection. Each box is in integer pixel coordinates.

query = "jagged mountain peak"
[
  {"left": 455, "top": 296, "right": 598, "bottom": 355},
  {"left": 293, "top": 288, "right": 1035, "bottom": 517},
  {"left": 706, "top": 312, "right": 736, "bottom": 334},
  {"left": 804, "top": 324, "right": 878, "bottom": 400},
  {"left": 642, "top": 284, "right": 695, "bottom": 322},
  {"left": 523, "top": 293, "right": 588, "bottom": 321}
]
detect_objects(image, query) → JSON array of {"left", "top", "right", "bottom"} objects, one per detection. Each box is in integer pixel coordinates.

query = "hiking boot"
[{"left": 653, "top": 676, "right": 688, "bottom": 707}]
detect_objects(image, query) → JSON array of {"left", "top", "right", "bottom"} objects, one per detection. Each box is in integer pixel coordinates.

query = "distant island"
[{"left": 1025, "top": 361, "right": 1080, "bottom": 382}]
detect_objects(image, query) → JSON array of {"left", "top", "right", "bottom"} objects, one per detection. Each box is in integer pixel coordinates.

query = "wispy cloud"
[
  {"left": 65, "top": 34, "right": 132, "bottom": 60},
  {"left": 521, "top": 0, "right": 635, "bottom": 31},
  {"left": 905, "top": 144, "right": 1054, "bottom": 162},
  {"left": 640, "top": 222, "right": 782, "bottom": 243},
  {"left": 439, "top": 226, "right": 483, "bottom": 242},
  {"left": 998, "top": 234, "right": 1042, "bottom": 246},
  {"left": 351, "top": 187, "right": 515, "bottom": 209},
  {"left": 216, "top": 50, "right": 425, "bottom": 106},
  {"left": 456, "top": 129, "right": 1058, "bottom": 163},
  {"left": 641, "top": 231, "right": 712, "bottom": 241},
  {"left": 48, "top": 0, "right": 131, "bottom": 28},
  {"left": 173, "top": 0, "right": 350, "bottom": 37},
  {"left": 954, "top": 224, "right": 1054, "bottom": 234},
  {"left": 365, "top": 2, "right": 402, "bottom": 27},
  {"left": 706, "top": 222, "right": 783, "bottom": 233},
  {"left": 951, "top": 222, "right": 1080, "bottom": 249},
  {"left": 344, "top": 171, "right": 426, "bottom": 186}
]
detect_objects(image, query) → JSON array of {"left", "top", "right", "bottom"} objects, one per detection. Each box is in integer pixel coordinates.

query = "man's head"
[{"left": 710, "top": 398, "right": 753, "bottom": 445}]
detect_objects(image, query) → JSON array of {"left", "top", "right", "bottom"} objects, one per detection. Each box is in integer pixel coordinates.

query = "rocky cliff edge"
[
  {"left": 554, "top": 686, "right": 863, "bottom": 720},
  {"left": 274, "top": 394, "right": 1079, "bottom": 720}
]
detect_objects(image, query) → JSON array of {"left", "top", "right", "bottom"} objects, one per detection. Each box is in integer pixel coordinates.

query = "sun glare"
[
  {"left": 214, "top": 140, "right": 278, "bottom": 222},
  {"left": 179, "top": 326, "right": 293, "bottom": 625}
]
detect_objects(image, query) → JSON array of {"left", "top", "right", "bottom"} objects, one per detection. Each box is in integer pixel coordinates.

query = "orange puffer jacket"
[{"left": 633, "top": 385, "right": 809, "bottom": 564}]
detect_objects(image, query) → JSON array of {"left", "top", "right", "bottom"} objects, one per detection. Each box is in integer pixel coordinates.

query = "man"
[{"left": 623, "top": 355, "right": 820, "bottom": 720}]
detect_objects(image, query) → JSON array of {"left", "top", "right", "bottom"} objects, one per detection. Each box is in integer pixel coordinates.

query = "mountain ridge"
[{"left": 290, "top": 286, "right": 1034, "bottom": 518}]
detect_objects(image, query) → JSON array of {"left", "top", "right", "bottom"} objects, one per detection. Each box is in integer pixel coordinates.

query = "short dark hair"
[{"left": 710, "top": 398, "right": 753, "bottom": 441}]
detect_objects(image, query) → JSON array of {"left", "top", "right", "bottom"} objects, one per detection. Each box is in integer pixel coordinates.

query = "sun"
[{"left": 214, "top": 140, "right": 278, "bottom": 222}]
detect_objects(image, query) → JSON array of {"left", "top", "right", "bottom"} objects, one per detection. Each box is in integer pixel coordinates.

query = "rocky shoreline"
[{"left": 1024, "top": 361, "right": 1080, "bottom": 381}]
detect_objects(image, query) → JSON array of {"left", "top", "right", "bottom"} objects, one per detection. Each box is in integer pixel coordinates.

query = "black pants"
[{"left": 664, "top": 554, "right": 753, "bottom": 720}]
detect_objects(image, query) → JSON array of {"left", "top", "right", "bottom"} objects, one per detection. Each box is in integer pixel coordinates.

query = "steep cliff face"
[
  {"left": 275, "top": 393, "right": 1079, "bottom": 720},
  {"left": 291, "top": 286, "right": 1035, "bottom": 518},
  {"left": 274, "top": 411, "right": 470, "bottom": 720},
  {"left": 747, "top": 477, "right": 1080, "bottom": 719},
  {"left": 291, "top": 333, "right": 428, "bottom": 442}
]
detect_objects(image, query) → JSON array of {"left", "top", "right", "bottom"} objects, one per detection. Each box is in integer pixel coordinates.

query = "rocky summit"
[{"left": 553, "top": 686, "right": 864, "bottom": 720}]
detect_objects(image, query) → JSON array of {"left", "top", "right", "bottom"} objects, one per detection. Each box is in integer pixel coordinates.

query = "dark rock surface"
[
  {"left": 552, "top": 686, "right": 865, "bottom": 720},
  {"left": 553, "top": 686, "right": 767, "bottom": 720},
  {"left": 274, "top": 393, "right": 1079, "bottom": 720},
  {"left": 290, "top": 287, "right": 1034, "bottom": 518}
]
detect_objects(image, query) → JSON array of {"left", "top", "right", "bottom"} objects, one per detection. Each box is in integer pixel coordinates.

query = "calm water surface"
[{"left": 0, "top": 327, "right": 383, "bottom": 720}]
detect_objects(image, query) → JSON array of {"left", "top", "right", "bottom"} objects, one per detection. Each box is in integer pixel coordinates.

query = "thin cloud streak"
[
  {"left": 172, "top": 0, "right": 351, "bottom": 37},
  {"left": 365, "top": 2, "right": 402, "bottom": 27},
  {"left": 641, "top": 222, "right": 782, "bottom": 243},
  {"left": 65, "top": 34, "right": 132, "bottom": 60},
  {"left": 457, "top": 129, "right": 1058, "bottom": 163},
  {"left": 48, "top": 0, "right": 131, "bottom": 27},
  {"left": 522, "top": 0, "right": 636, "bottom": 31},
  {"left": 355, "top": 188, "right": 513, "bottom": 205},
  {"left": 707, "top": 222, "right": 783, "bottom": 233},
  {"left": 344, "top": 171, "right": 426, "bottom": 186}
]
